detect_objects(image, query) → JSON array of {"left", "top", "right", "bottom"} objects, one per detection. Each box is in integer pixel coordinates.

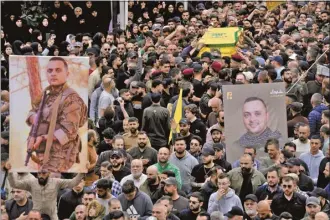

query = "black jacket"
[
  {"left": 298, "top": 172, "right": 314, "bottom": 192},
  {"left": 271, "top": 192, "right": 306, "bottom": 220},
  {"left": 190, "top": 118, "right": 207, "bottom": 144},
  {"left": 58, "top": 189, "right": 84, "bottom": 220}
]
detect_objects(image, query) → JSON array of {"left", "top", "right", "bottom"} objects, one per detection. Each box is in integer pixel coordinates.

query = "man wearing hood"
[
  {"left": 308, "top": 93, "right": 328, "bottom": 136},
  {"left": 299, "top": 135, "right": 325, "bottom": 184},
  {"left": 207, "top": 173, "right": 243, "bottom": 214},
  {"left": 118, "top": 180, "right": 153, "bottom": 220}
]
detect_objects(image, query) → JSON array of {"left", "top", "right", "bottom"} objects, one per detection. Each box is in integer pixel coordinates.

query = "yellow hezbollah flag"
[
  {"left": 266, "top": 1, "right": 285, "bottom": 11},
  {"left": 169, "top": 89, "right": 183, "bottom": 143}
]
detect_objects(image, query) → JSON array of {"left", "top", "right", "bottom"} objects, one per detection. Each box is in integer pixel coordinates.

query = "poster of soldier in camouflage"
[
  {"left": 9, "top": 55, "right": 89, "bottom": 173},
  {"left": 223, "top": 83, "right": 288, "bottom": 163}
]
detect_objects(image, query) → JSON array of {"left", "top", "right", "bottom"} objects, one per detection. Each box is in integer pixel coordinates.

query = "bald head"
[
  {"left": 147, "top": 165, "right": 158, "bottom": 174},
  {"left": 315, "top": 212, "right": 329, "bottom": 220},
  {"left": 257, "top": 200, "right": 272, "bottom": 218}
]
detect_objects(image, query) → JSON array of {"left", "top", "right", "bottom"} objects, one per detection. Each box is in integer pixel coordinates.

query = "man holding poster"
[{"left": 25, "top": 57, "right": 88, "bottom": 173}]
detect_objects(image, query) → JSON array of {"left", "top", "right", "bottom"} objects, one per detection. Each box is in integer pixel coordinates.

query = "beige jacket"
[{"left": 8, "top": 172, "right": 84, "bottom": 220}]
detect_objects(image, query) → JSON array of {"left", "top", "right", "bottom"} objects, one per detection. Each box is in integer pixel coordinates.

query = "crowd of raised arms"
[{"left": 1, "top": 1, "right": 330, "bottom": 220}]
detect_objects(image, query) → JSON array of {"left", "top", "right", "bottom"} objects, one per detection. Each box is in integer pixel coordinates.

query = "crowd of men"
[{"left": 1, "top": 0, "right": 330, "bottom": 220}]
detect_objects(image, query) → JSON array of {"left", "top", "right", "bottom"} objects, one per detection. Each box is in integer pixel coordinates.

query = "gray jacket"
[
  {"left": 169, "top": 151, "right": 199, "bottom": 194},
  {"left": 207, "top": 188, "right": 243, "bottom": 214},
  {"left": 118, "top": 189, "right": 153, "bottom": 220}
]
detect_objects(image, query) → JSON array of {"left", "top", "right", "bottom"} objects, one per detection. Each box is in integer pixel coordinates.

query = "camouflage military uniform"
[{"left": 27, "top": 84, "right": 87, "bottom": 172}]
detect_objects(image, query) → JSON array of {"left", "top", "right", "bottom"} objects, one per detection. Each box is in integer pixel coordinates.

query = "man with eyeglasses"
[
  {"left": 180, "top": 192, "right": 204, "bottom": 220},
  {"left": 271, "top": 175, "right": 306, "bottom": 220},
  {"left": 188, "top": 136, "right": 203, "bottom": 163},
  {"left": 101, "top": 43, "right": 111, "bottom": 58},
  {"left": 5, "top": 188, "right": 33, "bottom": 220}
]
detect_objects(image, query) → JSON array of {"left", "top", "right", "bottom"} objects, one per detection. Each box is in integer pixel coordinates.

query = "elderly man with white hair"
[{"left": 120, "top": 159, "right": 147, "bottom": 188}]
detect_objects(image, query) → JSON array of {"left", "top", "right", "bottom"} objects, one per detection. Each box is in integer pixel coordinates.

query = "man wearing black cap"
[
  {"left": 310, "top": 188, "right": 330, "bottom": 216},
  {"left": 224, "top": 206, "right": 244, "bottom": 220},
  {"left": 213, "top": 143, "right": 232, "bottom": 172},
  {"left": 192, "top": 63, "right": 206, "bottom": 102},
  {"left": 164, "top": 177, "right": 189, "bottom": 213},
  {"left": 141, "top": 92, "right": 170, "bottom": 150},
  {"left": 203, "top": 127, "right": 223, "bottom": 150},
  {"left": 171, "top": 118, "right": 194, "bottom": 148},
  {"left": 191, "top": 148, "right": 216, "bottom": 191},
  {"left": 287, "top": 102, "right": 309, "bottom": 138},
  {"left": 131, "top": 81, "right": 147, "bottom": 125},
  {"left": 286, "top": 158, "right": 314, "bottom": 192},
  {"left": 243, "top": 194, "right": 258, "bottom": 220},
  {"left": 109, "top": 150, "right": 131, "bottom": 181}
]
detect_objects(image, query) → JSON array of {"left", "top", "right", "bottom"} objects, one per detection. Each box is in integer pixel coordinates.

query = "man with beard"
[
  {"left": 271, "top": 175, "right": 307, "bottom": 220},
  {"left": 323, "top": 162, "right": 330, "bottom": 199},
  {"left": 171, "top": 119, "right": 194, "bottom": 149},
  {"left": 96, "top": 179, "right": 115, "bottom": 215},
  {"left": 206, "top": 110, "right": 225, "bottom": 143},
  {"left": 109, "top": 150, "right": 131, "bottom": 182},
  {"left": 243, "top": 194, "right": 258, "bottom": 220},
  {"left": 123, "top": 117, "right": 142, "bottom": 150},
  {"left": 260, "top": 139, "right": 281, "bottom": 175},
  {"left": 189, "top": 136, "right": 203, "bottom": 163},
  {"left": 58, "top": 179, "right": 85, "bottom": 219},
  {"left": 164, "top": 177, "right": 189, "bottom": 214},
  {"left": 292, "top": 123, "right": 311, "bottom": 155},
  {"left": 120, "top": 159, "right": 147, "bottom": 188},
  {"left": 180, "top": 192, "right": 204, "bottom": 220},
  {"left": 131, "top": 82, "right": 147, "bottom": 124},
  {"left": 282, "top": 69, "right": 303, "bottom": 102},
  {"left": 200, "top": 167, "right": 220, "bottom": 211},
  {"left": 301, "top": 197, "right": 322, "bottom": 220},
  {"left": 7, "top": 164, "right": 84, "bottom": 220},
  {"left": 92, "top": 161, "right": 121, "bottom": 197},
  {"left": 199, "top": 83, "right": 218, "bottom": 119},
  {"left": 140, "top": 165, "right": 163, "bottom": 203},
  {"left": 169, "top": 137, "right": 199, "bottom": 194},
  {"left": 286, "top": 157, "right": 314, "bottom": 192},
  {"left": 5, "top": 188, "right": 33, "bottom": 220},
  {"left": 213, "top": 143, "right": 232, "bottom": 172},
  {"left": 228, "top": 154, "right": 266, "bottom": 201},
  {"left": 154, "top": 147, "right": 182, "bottom": 190},
  {"left": 232, "top": 146, "right": 262, "bottom": 171},
  {"left": 256, "top": 200, "right": 279, "bottom": 220},
  {"left": 191, "top": 148, "right": 216, "bottom": 191},
  {"left": 203, "top": 127, "right": 223, "bottom": 150},
  {"left": 255, "top": 167, "right": 282, "bottom": 201},
  {"left": 127, "top": 131, "right": 157, "bottom": 170},
  {"left": 287, "top": 102, "right": 309, "bottom": 138},
  {"left": 310, "top": 188, "right": 330, "bottom": 216}
]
